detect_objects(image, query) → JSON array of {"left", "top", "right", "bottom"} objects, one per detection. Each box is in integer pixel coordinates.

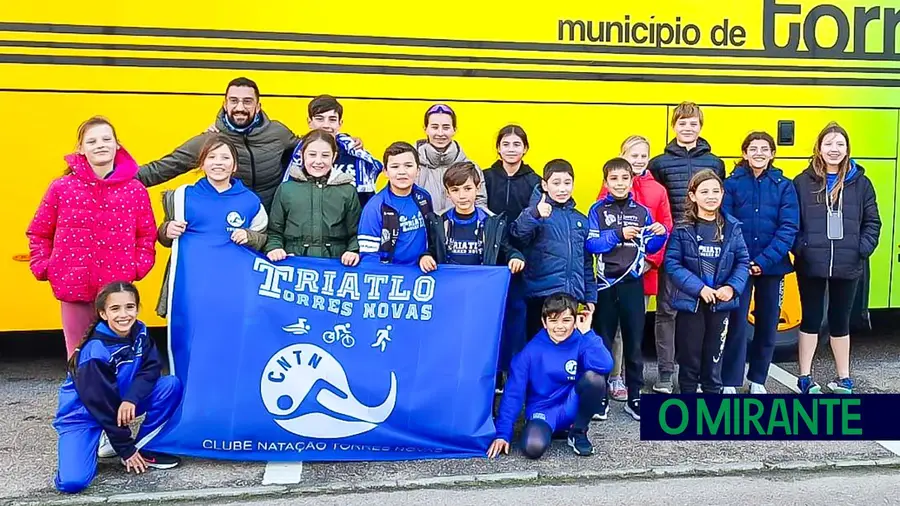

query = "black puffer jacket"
[
  {"left": 648, "top": 138, "right": 725, "bottom": 222},
  {"left": 792, "top": 163, "right": 881, "bottom": 280}
]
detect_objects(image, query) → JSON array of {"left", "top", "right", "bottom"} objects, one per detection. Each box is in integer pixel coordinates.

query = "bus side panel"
[{"left": 4, "top": 90, "right": 666, "bottom": 331}]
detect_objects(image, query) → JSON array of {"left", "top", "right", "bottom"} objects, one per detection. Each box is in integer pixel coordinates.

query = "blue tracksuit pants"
[{"left": 55, "top": 375, "right": 182, "bottom": 493}]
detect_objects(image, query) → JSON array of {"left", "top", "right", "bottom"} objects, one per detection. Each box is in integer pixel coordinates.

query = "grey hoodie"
[{"left": 415, "top": 140, "right": 488, "bottom": 214}]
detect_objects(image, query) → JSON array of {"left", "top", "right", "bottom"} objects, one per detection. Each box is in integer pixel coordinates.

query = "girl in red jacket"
[
  {"left": 596, "top": 136, "right": 673, "bottom": 402},
  {"left": 27, "top": 117, "right": 157, "bottom": 357}
]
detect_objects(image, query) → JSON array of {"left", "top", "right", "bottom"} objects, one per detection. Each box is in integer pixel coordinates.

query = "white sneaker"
[
  {"left": 722, "top": 386, "right": 737, "bottom": 394},
  {"left": 97, "top": 432, "right": 116, "bottom": 458},
  {"left": 749, "top": 382, "right": 767, "bottom": 394}
]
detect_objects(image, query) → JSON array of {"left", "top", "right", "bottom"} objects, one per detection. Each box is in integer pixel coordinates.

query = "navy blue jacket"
[
  {"left": 53, "top": 322, "right": 163, "bottom": 459},
  {"left": 664, "top": 213, "right": 750, "bottom": 313},
  {"left": 511, "top": 188, "right": 597, "bottom": 303},
  {"left": 723, "top": 165, "right": 800, "bottom": 276},
  {"left": 649, "top": 138, "right": 726, "bottom": 222},
  {"left": 792, "top": 162, "right": 881, "bottom": 280}
]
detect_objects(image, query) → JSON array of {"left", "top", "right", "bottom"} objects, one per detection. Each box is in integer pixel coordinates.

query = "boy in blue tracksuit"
[
  {"left": 586, "top": 158, "right": 668, "bottom": 420},
  {"left": 665, "top": 169, "right": 749, "bottom": 394},
  {"left": 54, "top": 282, "right": 182, "bottom": 494},
  {"left": 488, "top": 293, "right": 612, "bottom": 459},
  {"left": 511, "top": 159, "right": 597, "bottom": 340},
  {"left": 358, "top": 142, "right": 433, "bottom": 265},
  {"left": 721, "top": 132, "right": 799, "bottom": 394}
]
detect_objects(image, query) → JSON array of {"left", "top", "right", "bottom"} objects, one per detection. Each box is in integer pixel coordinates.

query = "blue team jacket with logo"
[
  {"left": 494, "top": 328, "right": 612, "bottom": 442},
  {"left": 53, "top": 321, "right": 162, "bottom": 459}
]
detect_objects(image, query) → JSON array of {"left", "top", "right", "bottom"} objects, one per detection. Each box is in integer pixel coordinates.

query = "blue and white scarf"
[
  {"left": 222, "top": 111, "right": 262, "bottom": 134},
  {"left": 282, "top": 133, "right": 383, "bottom": 192}
]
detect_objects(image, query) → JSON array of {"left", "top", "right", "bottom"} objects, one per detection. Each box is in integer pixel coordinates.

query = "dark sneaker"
[
  {"left": 827, "top": 377, "right": 854, "bottom": 394},
  {"left": 140, "top": 450, "right": 180, "bottom": 470},
  {"left": 798, "top": 375, "right": 822, "bottom": 394},
  {"left": 592, "top": 397, "right": 610, "bottom": 421},
  {"left": 652, "top": 374, "right": 674, "bottom": 394},
  {"left": 567, "top": 429, "right": 594, "bottom": 456},
  {"left": 625, "top": 398, "right": 641, "bottom": 421}
]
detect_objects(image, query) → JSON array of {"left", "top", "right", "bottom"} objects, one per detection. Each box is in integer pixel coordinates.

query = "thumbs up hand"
[{"left": 536, "top": 193, "right": 553, "bottom": 219}]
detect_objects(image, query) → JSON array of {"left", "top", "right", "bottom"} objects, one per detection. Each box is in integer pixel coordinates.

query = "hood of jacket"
[
  {"left": 193, "top": 176, "right": 257, "bottom": 196},
  {"left": 730, "top": 164, "right": 787, "bottom": 182},
  {"left": 532, "top": 328, "right": 583, "bottom": 349},
  {"left": 287, "top": 164, "right": 356, "bottom": 186},
  {"left": 663, "top": 137, "right": 713, "bottom": 158},
  {"left": 801, "top": 159, "right": 864, "bottom": 184},
  {"left": 65, "top": 146, "right": 140, "bottom": 184},
  {"left": 488, "top": 160, "right": 538, "bottom": 179},
  {"left": 675, "top": 211, "right": 742, "bottom": 237},
  {"left": 416, "top": 140, "right": 469, "bottom": 169}
]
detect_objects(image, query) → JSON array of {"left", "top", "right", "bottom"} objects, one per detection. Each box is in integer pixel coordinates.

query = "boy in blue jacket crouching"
[{"left": 488, "top": 293, "right": 612, "bottom": 459}]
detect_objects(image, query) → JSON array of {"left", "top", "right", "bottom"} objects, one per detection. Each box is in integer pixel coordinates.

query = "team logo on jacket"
[
  {"left": 226, "top": 212, "right": 246, "bottom": 228},
  {"left": 565, "top": 360, "right": 578, "bottom": 377},
  {"left": 261, "top": 343, "right": 397, "bottom": 438},
  {"left": 604, "top": 212, "right": 617, "bottom": 227}
]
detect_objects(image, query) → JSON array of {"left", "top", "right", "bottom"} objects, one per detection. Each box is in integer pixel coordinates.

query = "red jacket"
[
  {"left": 27, "top": 147, "right": 157, "bottom": 303},
  {"left": 597, "top": 171, "right": 672, "bottom": 296}
]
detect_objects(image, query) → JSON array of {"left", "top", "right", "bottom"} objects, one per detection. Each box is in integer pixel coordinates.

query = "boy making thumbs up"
[{"left": 511, "top": 159, "right": 597, "bottom": 341}]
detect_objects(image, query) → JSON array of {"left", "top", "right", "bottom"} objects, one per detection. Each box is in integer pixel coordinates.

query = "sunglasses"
[{"left": 426, "top": 104, "right": 455, "bottom": 115}]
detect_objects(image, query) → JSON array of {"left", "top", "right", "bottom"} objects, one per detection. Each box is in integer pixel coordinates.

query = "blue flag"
[{"left": 147, "top": 230, "right": 510, "bottom": 462}]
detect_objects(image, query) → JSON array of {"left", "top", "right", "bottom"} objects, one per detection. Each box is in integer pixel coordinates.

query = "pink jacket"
[{"left": 27, "top": 147, "right": 157, "bottom": 303}]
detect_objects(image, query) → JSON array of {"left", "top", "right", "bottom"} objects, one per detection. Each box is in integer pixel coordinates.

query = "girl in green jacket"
[{"left": 266, "top": 129, "right": 362, "bottom": 266}]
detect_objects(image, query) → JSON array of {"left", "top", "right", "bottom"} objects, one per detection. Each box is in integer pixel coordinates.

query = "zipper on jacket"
[
  {"left": 829, "top": 240, "right": 834, "bottom": 277},
  {"left": 505, "top": 179, "right": 511, "bottom": 210},
  {"left": 243, "top": 136, "right": 257, "bottom": 190},
  {"left": 566, "top": 210, "right": 573, "bottom": 295},
  {"left": 688, "top": 225, "right": 703, "bottom": 314}
]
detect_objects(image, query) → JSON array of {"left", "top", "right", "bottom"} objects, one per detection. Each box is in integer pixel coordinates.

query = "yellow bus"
[{"left": 2, "top": 1, "right": 898, "bottom": 347}]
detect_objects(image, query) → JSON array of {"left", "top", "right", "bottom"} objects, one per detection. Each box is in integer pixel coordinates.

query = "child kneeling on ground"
[
  {"left": 488, "top": 293, "right": 612, "bottom": 459},
  {"left": 53, "top": 282, "right": 183, "bottom": 494}
]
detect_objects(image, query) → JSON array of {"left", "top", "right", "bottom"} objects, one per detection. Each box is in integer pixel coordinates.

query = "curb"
[{"left": 7, "top": 457, "right": 900, "bottom": 506}]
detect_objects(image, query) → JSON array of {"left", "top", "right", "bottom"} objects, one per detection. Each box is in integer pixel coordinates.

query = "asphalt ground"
[
  {"left": 1, "top": 315, "right": 899, "bottom": 504},
  {"left": 203, "top": 468, "right": 900, "bottom": 506}
]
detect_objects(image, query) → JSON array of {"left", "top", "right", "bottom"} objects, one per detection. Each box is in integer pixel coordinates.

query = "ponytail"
[{"left": 66, "top": 320, "right": 102, "bottom": 378}]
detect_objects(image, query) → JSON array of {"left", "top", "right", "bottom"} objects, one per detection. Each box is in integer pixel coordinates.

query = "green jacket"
[
  {"left": 266, "top": 166, "right": 361, "bottom": 259},
  {"left": 136, "top": 109, "right": 297, "bottom": 211}
]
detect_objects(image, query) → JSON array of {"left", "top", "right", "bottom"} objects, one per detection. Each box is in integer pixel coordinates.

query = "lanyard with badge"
[{"left": 826, "top": 186, "right": 844, "bottom": 240}]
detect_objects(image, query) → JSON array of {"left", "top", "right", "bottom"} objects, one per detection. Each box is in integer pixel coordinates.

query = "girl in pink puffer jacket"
[{"left": 27, "top": 117, "right": 157, "bottom": 357}]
